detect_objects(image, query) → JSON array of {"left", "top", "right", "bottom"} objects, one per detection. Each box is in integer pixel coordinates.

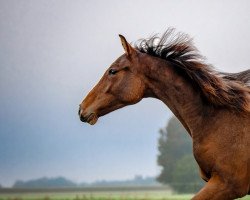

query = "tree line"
[{"left": 11, "top": 176, "right": 159, "bottom": 188}]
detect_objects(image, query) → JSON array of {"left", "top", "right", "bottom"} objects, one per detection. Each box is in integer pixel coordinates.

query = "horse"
[{"left": 78, "top": 28, "right": 250, "bottom": 200}]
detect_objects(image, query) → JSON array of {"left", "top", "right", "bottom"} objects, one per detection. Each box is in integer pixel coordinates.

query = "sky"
[{"left": 0, "top": 0, "right": 250, "bottom": 187}]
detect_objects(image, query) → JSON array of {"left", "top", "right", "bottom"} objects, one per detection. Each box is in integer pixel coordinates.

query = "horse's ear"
[{"left": 119, "top": 34, "right": 136, "bottom": 56}]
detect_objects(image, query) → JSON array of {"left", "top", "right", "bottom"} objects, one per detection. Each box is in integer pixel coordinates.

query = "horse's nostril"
[
  {"left": 79, "top": 114, "right": 86, "bottom": 122},
  {"left": 78, "top": 104, "right": 84, "bottom": 117},
  {"left": 78, "top": 106, "right": 87, "bottom": 122}
]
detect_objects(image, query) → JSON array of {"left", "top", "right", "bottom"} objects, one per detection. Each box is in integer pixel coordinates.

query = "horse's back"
[{"left": 222, "top": 69, "right": 250, "bottom": 85}]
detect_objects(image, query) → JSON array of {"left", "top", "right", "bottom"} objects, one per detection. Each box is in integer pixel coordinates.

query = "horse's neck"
[{"left": 144, "top": 61, "right": 206, "bottom": 137}]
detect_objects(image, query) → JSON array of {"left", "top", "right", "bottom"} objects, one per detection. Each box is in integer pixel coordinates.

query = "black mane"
[
  {"left": 136, "top": 28, "right": 202, "bottom": 66},
  {"left": 135, "top": 28, "right": 250, "bottom": 112}
]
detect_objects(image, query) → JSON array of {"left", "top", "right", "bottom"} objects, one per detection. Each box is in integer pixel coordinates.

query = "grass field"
[
  {"left": 0, "top": 187, "right": 249, "bottom": 200},
  {"left": 0, "top": 194, "right": 249, "bottom": 200}
]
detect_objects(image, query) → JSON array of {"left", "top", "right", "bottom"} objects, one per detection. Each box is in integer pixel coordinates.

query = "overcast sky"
[{"left": 0, "top": 0, "right": 250, "bottom": 187}]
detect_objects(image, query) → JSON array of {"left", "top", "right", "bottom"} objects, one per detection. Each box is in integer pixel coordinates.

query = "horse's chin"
[{"left": 87, "top": 114, "right": 98, "bottom": 125}]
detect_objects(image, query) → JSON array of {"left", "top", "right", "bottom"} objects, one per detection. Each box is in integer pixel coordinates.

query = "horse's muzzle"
[{"left": 78, "top": 106, "right": 98, "bottom": 125}]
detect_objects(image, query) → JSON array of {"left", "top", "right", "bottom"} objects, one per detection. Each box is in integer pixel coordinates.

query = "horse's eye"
[{"left": 109, "top": 69, "right": 117, "bottom": 75}]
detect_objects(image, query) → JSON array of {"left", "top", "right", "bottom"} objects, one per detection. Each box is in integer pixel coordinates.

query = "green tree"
[
  {"left": 157, "top": 116, "right": 204, "bottom": 193},
  {"left": 157, "top": 116, "right": 192, "bottom": 183},
  {"left": 172, "top": 155, "right": 204, "bottom": 193}
]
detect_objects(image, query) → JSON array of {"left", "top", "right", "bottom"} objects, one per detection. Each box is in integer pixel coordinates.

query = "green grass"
[
  {"left": 0, "top": 194, "right": 249, "bottom": 200},
  {"left": 0, "top": 190, "right": 249, "bottom": 200}
]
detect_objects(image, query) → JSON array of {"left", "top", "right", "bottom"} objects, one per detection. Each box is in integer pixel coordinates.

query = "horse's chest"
[{"left": 192, "top": 140, "right": 218, "bottom": 176}]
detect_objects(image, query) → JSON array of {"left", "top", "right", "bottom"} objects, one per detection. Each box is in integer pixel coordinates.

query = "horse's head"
[{"left": 79, "top": 35, "right": 147, "bottom": 125}]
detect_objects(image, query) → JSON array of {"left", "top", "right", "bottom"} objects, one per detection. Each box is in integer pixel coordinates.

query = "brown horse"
[{"left": 79, "top": 28, "right": 250, "bottom": 200}]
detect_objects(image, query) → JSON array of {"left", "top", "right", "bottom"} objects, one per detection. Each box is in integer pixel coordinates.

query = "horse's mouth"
[{"left": 80, "top": 113, "right": 98, "bottom": 125}]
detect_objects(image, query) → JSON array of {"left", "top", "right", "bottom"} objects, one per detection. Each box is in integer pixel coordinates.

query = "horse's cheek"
[{"left": 123, "top": 79, "right": 144, "bottom": 103}]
